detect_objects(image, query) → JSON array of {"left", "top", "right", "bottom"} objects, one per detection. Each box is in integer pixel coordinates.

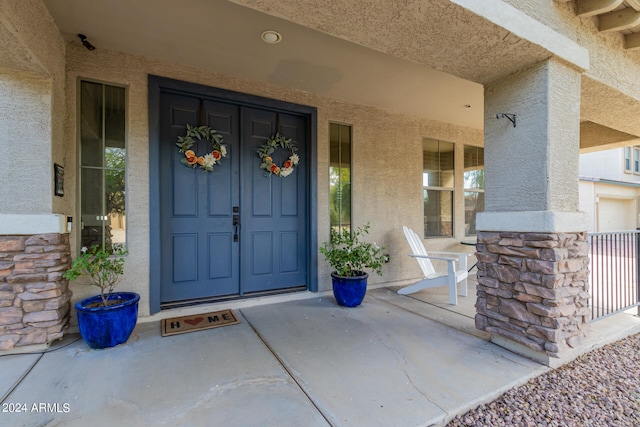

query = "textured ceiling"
[
  {"left": 229, "top": 0, "right": 561, "bottom": 84},
  {"left": 42, "top": 0, "right": 488, "bottom": 129},
  {"left": 39, "top": 0, "right": 640, "bottom": 147}
]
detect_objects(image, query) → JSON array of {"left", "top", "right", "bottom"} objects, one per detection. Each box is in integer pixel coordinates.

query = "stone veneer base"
[
  {"left": 492, "top": 334, "right": 585, "bottom": 369},
  {"left": 475, "top": 230, "right": 591, "bottom": 367},
  {"left": 0, "top": 233, "right": 72, "bottom": 352},
  {"left": 0, "top": 342, "right": 51, "bottom": 355}
]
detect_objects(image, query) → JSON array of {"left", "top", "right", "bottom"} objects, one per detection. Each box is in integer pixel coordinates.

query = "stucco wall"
[
  {"left": 63, "top": 42, "right": 482, "bottom": 315},
  {"left": 503, "top": 0, "right": 640, "bottom": 138},
  {"left": 484, "top": 59, "right": 581, "bottom": 213},
  {"left": 503, "top": 0, "right": 640, "bottom": 94},
  {"left": 0, "top": 0, "right": 67, "bottom": 217},
  {"left": 579, "top": 180, "right": 597, "bottom": 231},
  {"left": 579, "top": 179, "right": 640, "bottom": 232},
  {"left": 0, "top": 71, "right": 52, "bottom": 214},
  {"left": 580, "top": 149, "right": 629, "bottom": 182}
]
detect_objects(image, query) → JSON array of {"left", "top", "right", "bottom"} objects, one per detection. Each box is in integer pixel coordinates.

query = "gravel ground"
[{"left": 447, "top": 333, "right": 640, "bottom": 427}]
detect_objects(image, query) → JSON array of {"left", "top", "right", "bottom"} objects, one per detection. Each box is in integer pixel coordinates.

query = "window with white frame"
[
  {"left": 634, "top": 147, "right": 640, "bottom": 174},
  {"left": 423, "top": 139, "right": 454, "bottom": 238},
  {"left": 624, "top": 147, "right": 632, "bottom": 173},
  {"left": 464, "top": 145, "right": 484, "bottom": 236},
  {"left": 79, "top": 80, "right": 126, "bottom": 250}
]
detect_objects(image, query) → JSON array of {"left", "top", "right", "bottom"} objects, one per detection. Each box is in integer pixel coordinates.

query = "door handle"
[{"left": 233, "top": 214, "right": 239, "bottom": 242}]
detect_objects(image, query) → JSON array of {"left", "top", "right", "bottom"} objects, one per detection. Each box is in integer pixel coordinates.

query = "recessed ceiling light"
[{"left": 261, "top": 30, "right": 282, "bottom": 44}]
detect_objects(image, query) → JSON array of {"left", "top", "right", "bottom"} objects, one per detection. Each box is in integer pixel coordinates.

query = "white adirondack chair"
[{"left": 398, "top": 226, "right": 470, "bottom": 305}]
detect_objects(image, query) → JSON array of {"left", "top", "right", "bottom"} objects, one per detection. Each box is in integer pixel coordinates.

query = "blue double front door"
[{"left": 158, "top": 91, "right": 309, "bottom": 305}]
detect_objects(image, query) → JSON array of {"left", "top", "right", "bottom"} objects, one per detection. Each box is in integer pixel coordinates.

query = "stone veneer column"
[
  {"left": 475, "top": 231, "right": 590, "bottom": 365},
  {"left": 0, "top": 233, "right": 72, "bottom": 352},
  {"left": 479, "top": 58, "right": 589, "bottom": 367}
]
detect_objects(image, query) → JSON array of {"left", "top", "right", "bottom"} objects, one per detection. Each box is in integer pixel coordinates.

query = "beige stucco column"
[
  {"left": 0, "top": 0, "right": 71, "bottom": 353},
  {"left": 476, "top": 58, "right": 590, "bottom": 368}
]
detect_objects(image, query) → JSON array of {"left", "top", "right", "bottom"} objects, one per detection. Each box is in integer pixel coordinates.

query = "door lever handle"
[{"left": 233, "top": 215, "right": 239, "bottom": 242}]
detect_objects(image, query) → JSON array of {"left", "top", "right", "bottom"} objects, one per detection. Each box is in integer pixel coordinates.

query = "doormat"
[{"left": 161, "top": 309, "right": 240, "bottom": 337}]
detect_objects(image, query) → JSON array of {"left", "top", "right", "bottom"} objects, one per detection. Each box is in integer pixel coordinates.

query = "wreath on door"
[
  {"left": 257, "top": 133, "right": 299, "bottom": 177},
  {"left": 176, "top": 124, "right": 227, "bottom": 172}
]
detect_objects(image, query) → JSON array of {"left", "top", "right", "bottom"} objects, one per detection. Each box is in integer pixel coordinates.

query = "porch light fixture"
[
  {"left": 77, "top": 34, "right": 96, "bottom": 51},
  {"left": 496, "top": 113, "right": 517, "bottom": 128},
  {"left": 261, "top": 30, "right": 282, "bottom": 44}
]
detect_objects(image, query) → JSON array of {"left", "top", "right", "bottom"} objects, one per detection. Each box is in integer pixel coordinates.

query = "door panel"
[
  {"left": 159, "top": 93, "right": 308, "bottom": 304},
  {"left": 251, "top": 231, "right": 273, "bottom": 275},
  {"left": 173, "top": 234, "right": 198, "bottom": 282},
  {"left": 172, "top": 172, "right": 197, "bottom": 216},
  {"left": 160, "top": 94, "right": 240, "bottom": 302},
  {"left": 280, "top": 231, "right": 299, "bottom": 272},
  {"left": 241, "top": 107, "right": 307, "bottom": 294},
  {"left": 208, "top": 233, "right": 233, "bottom": 279},
  {"left": 205, "top": 102, "right": 235, "bottom": 218}
]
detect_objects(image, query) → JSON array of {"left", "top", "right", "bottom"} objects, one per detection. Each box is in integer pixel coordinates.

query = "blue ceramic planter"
[
  {"left": 331, "top": 271, "right": 368, "bottom": 307},
  {"left": 75, "top": 292, "right": 140, "bottom": 349}
]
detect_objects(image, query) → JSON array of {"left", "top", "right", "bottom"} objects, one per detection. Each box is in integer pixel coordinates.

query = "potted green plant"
[
  {"left": 319, "top": 223, "right": 389, "bottom": 307},
  {"left": 63, "top": 245, "right": 139, "bottom": 349}
]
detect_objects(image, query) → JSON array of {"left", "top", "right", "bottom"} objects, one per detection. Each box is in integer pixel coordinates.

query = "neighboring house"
[
  {"left": 2, "top": 0, "right": 640, "bottom": 367},
  {"left": 580, "top": 147, "right": 640, "bottom": 232}
]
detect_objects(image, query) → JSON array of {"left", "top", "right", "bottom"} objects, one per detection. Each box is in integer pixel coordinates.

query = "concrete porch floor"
[{"left": 2, "top": 278, "right": 639, "bottom": 427}]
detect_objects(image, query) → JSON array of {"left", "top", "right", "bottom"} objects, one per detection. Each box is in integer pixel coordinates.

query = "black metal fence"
[{"left": 588, "top": 230, "right": 640, "bottom": 321}]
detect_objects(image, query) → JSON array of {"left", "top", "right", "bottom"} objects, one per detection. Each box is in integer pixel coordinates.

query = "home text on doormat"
[{"left": 161, "top": 309, "right": 240, "bottom": 337}]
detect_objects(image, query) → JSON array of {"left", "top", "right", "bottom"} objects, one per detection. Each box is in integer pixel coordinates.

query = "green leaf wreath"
[
  {"left": 257, "top": 133, "right": 299, "bottom": 177},
  {"left": 176, "top": 124, "right": 227, "bottom": 172}
]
